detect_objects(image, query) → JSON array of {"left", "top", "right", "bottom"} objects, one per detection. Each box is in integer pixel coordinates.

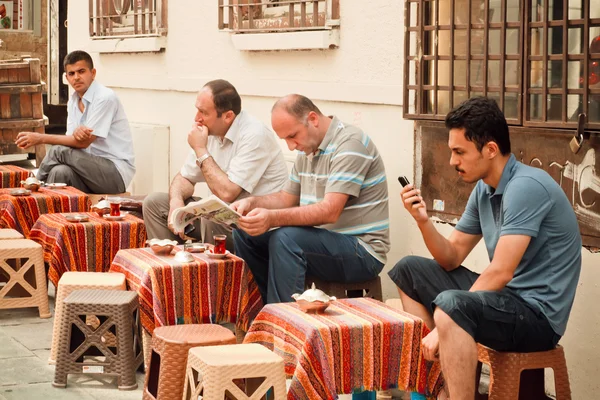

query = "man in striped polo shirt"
[{"left": 231, "top": 94, "right": 390, "bottom": 304}]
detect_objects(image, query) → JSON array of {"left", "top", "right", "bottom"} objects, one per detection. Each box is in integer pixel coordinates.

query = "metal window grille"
[
  {"left": 404, "top": 0, "right": 523, "bottom": 124},
  {"left": 89, "top": 0, "right": 167, "bottom": 38},
  {"left": 525, "top": 0, "right": 600, "bottom": 129},
  {"left": 218, "top": 0, "right": 339, "bottom": 33},
  {"left": 405, "top": 0, "right": 600, "bottom": 131}
]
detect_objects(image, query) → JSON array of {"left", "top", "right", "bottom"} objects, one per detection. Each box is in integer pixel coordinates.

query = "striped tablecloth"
[
  {"left": 108, "top": 246, "right": 263, "bottom": 335},
  {"left": 0, "top": 186, "right": 90, "bottom": 237},
  {"left": 244, "top": 298, "right": 444, "bottom": 399},
  {"left": 29, "top": 212, "right": 147, "bottom": 286},
  {"left": 0, "top": 165, "right": 30, "bottom": 188}
]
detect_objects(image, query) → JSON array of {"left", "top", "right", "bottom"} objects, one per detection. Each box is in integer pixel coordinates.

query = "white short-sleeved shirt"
[
  {"left": 67, "top": 80, "right": 136, "bottom": 187},
  {"left": 180, "top": 110, "right": 287, "bottom": 198}
]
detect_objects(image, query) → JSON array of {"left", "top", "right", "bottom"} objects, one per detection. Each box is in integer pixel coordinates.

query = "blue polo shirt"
[{"left": 456, "top": 154, "right": 581, "bottom": 336}]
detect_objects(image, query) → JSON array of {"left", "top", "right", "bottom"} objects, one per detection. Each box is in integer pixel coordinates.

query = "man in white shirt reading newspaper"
[{"left": 143, "top": 79, "right": 288, "bottom": 249}]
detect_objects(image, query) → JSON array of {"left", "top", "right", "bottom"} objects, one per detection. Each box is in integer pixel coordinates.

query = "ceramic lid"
[{"left": 291, "top": 283, "right": 336, "bottom": 303}]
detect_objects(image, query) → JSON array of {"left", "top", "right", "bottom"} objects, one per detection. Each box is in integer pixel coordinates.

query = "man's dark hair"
[
  {"left": 445, "top": 97, "right": 511, "bottom": 155},
  {"left": 204, "top": 79, "right": 242, "bottom": 116},
  {"left": 272, "top": 94, "right": 323, "bottom": 124},
  {"left": 63, "top": 50, "right": 94, "bottom": 70}
]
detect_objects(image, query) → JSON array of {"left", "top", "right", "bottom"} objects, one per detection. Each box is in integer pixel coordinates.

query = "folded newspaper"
[{"left": 171, "top": 195, "right": 241, "bottom": 232}]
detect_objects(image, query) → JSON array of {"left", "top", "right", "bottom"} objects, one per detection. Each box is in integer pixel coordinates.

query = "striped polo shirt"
[{"left": 283, "top": 116, "right": 390, "bottom": 263}]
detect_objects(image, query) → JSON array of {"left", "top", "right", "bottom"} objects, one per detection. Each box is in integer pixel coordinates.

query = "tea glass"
[{"left": 213, "top": 235, "right": 227, "bottom": 254}]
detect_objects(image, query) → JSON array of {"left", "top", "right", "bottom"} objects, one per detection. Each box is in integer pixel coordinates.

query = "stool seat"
[
  {"left": 53, "top": 289, "right": 143, "bottom": 390},
  {"left": 477, "top": 344, "right": 571, "bottom": 400},
  {"left": 306, "top": 275, "right": 383, "bottom": 301},
  {"left": 0, "top": 238, "right": 50, "bottom": 318},
  {"left": 49, "top": 271, "right": 126, "bottom": 364},
  {"left": 143, "top": 324, "right": 236, "bottom": 400},
  {"left": 184, "top": 343, "right": 286, "bottom": 400},
  {"left": 0, "top": 229, "right": 24, "bottom": 240}
]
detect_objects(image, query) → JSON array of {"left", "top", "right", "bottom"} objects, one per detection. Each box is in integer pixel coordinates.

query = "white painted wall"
[{"left": 68, "top": 1, "right": 600, "bottom": 397}]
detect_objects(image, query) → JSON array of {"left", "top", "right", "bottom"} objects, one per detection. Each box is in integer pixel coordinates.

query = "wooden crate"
[{"left": 0, "top": 57, "right": 47, "bottom": 165}]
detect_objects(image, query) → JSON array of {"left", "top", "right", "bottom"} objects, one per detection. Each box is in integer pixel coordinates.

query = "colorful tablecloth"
[
  {"left": 108, "top": 246, "right": 263, "bottom": 335},
  {"left": 244, "top": 298, "right": 444, "bottom": 400},
  {"left": 0, "top": 165, "right": 30, "bottom": 188},
  {"left": 0, "top": 186, "right": 90, "bottom": 237},
  {"left": 29, "top": 212, "right": 147, "bottom": 286}
]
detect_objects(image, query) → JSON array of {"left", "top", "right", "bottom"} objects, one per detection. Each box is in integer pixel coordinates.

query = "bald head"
[{"left": 272, "top": 94, "right": 323, "bottom": 123}]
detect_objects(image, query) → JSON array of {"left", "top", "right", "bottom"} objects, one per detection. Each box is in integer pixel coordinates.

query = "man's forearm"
[
  {"left": 469, "top": 267, "right": 511, "bottom": 292},
  {"left": 270, "top": 201, "right": 339, "bottom": 227},
  {"left": 252, "top": 191, "right": 298, "bottom": 210},
  {"left": 43, "top": 133, "right": 90, "bottom": 149},
  {"left": 199, "top": 156, "right": 241, "bottom": 203},
  {"left": 168, "top": 174, "right": 195, "bottom": 205},
  {"left": 418, "top": 218, "right": 460, "bottom": 270}
]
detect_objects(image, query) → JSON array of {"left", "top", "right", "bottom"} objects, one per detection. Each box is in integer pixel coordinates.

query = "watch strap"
[{"left": 196, "top": 152, "right": 212, "bottom": 167}]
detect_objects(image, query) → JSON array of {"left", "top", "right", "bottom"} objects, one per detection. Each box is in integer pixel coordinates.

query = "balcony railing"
[
  {"left": 218, "top": 0, "right": 339, "bottom": 33},
  {"left": 89, "top": 0, "right": 167, "bottom": 39}
]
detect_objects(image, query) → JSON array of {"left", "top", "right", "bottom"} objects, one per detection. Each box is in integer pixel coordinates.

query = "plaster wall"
[{"left": 67, "top": 1, "right": 600, "bottom": 397}]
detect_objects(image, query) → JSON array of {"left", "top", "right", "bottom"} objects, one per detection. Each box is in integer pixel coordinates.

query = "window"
[
  {"left": 0, "top": 0, "right": 34, "bottom": 31},
  {"left": 218, "top": 0, "right": 339, "bottom": 33},
  {"left": 89, "top": 0, "right": 167, "bottom": 38},
  {"left": 405, "top": 0, "right": 600, "bottom": 130}
]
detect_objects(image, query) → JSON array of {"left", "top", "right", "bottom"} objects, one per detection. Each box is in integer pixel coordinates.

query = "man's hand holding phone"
[{"left": 398, "top": 176, "right": 429, "bottom": 223}]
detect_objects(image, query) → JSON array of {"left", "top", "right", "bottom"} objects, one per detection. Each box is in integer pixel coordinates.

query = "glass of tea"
[
  {"left": 213, "top": 234, "right": 227, "bottom": 254},
  {"left": 109, "top": 199, "right": 121, "bottom": 216}
]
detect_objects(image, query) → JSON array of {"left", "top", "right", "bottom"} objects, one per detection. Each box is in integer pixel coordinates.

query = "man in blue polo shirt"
[{"left": 389, "top": 97, "right": 581, "bottom": 400}]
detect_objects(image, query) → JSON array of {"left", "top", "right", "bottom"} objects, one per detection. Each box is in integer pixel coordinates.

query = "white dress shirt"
[
  {"left": 180, "top": 110, "right": 287, "bottom": 198},
  {"left": 67, "top": 80, "right": 136, "bottom": 187}
]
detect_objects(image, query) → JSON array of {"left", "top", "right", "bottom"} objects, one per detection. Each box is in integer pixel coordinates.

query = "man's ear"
[
  {"left": 91, "top": 68, "right": 97, "bottom": 80},
  {"left": 307, "top": 111, "right": 319, "bottom": 127},
  {"left": 485, "top": 141, "right": 500, "bottom": 159},
  {"left": 224, "top": 110, "right": 236, "bottom": 123}
]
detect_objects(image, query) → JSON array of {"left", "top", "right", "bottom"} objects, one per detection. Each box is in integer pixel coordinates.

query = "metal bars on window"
[
  {"left": 89, "top": 0, "right": 167, "bottom": 38},
  {"left": 525, "top": 0, "right": 600, "bottom": 129},
  {"left": 405, "top": 0, "right": 600, "bottom": 131},
  {"left": 218, "top": 0, "right": 339, "bottom": 33},
  {"left": 404, "top": 0, "right": 523, "bottom": 124}
]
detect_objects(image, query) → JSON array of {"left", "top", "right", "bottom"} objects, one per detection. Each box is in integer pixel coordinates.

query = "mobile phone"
[
  {"left": 398, "top": 176, "right": 420, "bottom": 204},
  {"left": 184, "top": 224, "right": 196, "bottom": 236},
  {"left": 398, "top": 176, "right": 411, "bottom": 187}
]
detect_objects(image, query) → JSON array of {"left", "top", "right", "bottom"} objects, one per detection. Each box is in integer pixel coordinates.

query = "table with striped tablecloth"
[
  {"left": 108, "top": 246, "right": 263, "bottom": 335},
  {"left": 0, "top": 165, "right": 30, "bottom": 188},
  {"left": 0, "top": 186, "right": 90, "bottom": 237},
  {"left": 29, "top": 212, "right": 146, "bottom": 286},
  {"left": 244, "top": 298, "right": 444, "bottom": 400}
]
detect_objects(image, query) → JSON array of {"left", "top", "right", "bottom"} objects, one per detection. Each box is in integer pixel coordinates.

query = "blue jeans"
[{"left": 233, "top": 227, "right": 384, "bottom": 304}]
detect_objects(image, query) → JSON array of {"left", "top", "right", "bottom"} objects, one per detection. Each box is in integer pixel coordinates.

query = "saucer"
[
  {"left": 65, "top": 214, "right": 89, "bottom": 222},
  {"left": 103, "top": 211, "right": 129, "bottom": 221},
  {"left": 184, "top": 243, "right": 207, "bottom": 253},
  {"left": 206, "top": 250, "right": 230, "bottom": 259},
  {"left": 10, "top": 189, "right": 31, "bottom": 196},
  {"left": 45, "top": 183, "right": 67, "bottom": 189}
]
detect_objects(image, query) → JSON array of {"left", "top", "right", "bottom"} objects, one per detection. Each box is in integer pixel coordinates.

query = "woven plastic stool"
[
  {"left": 183, "top": 343, "right": 285, "bottom": 400},
  {"left": 476, "top": 344, "right": 571, "bottom": 400},
  {"left": 0, "top": 239, "right": 50, "bottom": 318},
  {"left": 305, "top": 275, "right": 383, "bottom": 301},
  {"left": 49, "top": 271, "right": 126, "bottom": 364},
  {"left": 143, "top": 324, "right": 236, "bottom": 400},
  {"left": 0, "top": 229, "right": 24, "bottom": 240},
  {"left": 52, "top": 289, "right": 143, "bottom": 390}
]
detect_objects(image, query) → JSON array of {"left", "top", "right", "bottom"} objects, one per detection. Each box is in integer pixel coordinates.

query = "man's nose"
[
  {"left": 287, "top": 140, "right": 296, "bottom": 151},
  {"left": 449, "top": 153, "right": 457, "bottom": 166}
]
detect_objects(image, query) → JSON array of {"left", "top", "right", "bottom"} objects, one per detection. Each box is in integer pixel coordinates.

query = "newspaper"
[{"left": 171, "top": 195, "right": 241, "bottom": 232}]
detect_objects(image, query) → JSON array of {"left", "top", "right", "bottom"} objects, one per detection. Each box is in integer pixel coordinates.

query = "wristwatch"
[{"left": 196, "top": 152, "right": 212, "bottom": 168}]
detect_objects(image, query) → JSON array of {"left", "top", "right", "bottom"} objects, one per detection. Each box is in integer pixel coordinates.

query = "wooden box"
[{"left": 0, "top": 57, "right": 47, "bottom": 165}]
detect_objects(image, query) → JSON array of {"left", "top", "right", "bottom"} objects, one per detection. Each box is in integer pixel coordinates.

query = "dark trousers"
[
  {"left": 233, "top": 226, "right": 384, "bottom": 304},
  {"left": 36, "top": 145, "right": 125, "bottom": 194}
]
